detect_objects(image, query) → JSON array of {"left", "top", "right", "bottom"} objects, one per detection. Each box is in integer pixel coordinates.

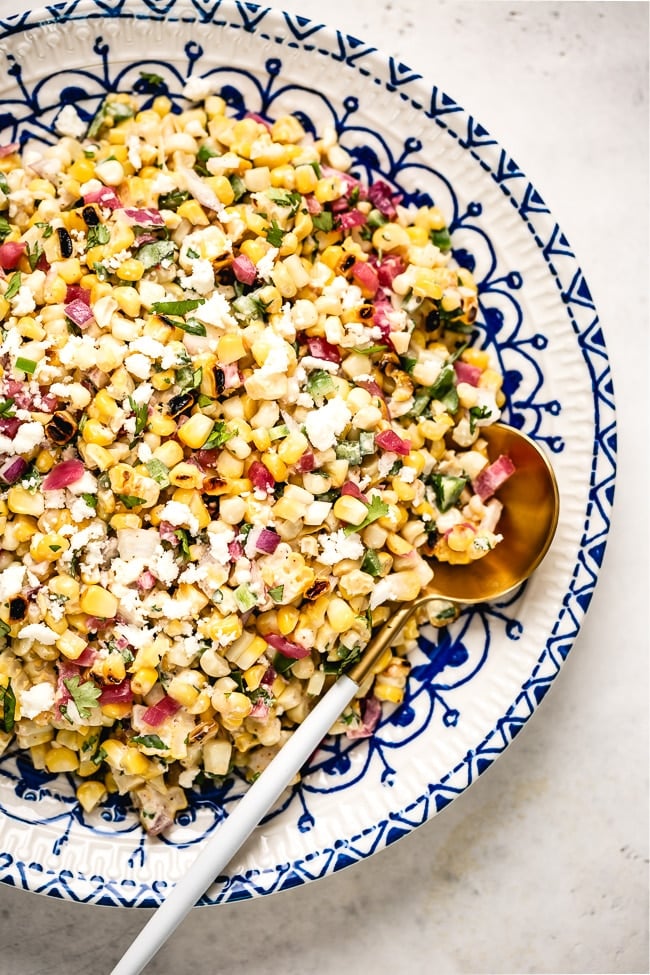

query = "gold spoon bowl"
[{"left": 349, "top": 422, "right": 560, "bottom": 684}]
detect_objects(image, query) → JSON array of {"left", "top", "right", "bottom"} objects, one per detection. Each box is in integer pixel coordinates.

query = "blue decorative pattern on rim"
[{"left": 0, "top": 0, "right": 615, "bottom": 907}]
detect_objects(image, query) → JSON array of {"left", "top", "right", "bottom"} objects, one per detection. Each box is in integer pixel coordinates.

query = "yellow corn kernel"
[
  {"left": 277, "top": 605, "right": 300, "bottom": 635},
  {"left": 68, "top": 158, "right": 96, "bottom": 182},
  {"left": 130, "top": 667, "right": 158, "bottom": 696},
  {"left": 47, "top": 574, "right": 79, "bottom": 602},
  {"left": 45, "top": 745, "right": 79, "bottom": 773},
  {"left": 217, "top": 332, "right": 246, "bottom": 363},
  {"left": 406, "top": 225, "right": 429, "bottom": 246},
  {"left": 277, "top": 431, "right": 309, "bottom": 466},
  {"left": 239, "top": 237, "right": 270, "bottom": 264},
  {"left": 5, "top": 515, "right": 38, "bottom": 543},
  {"left": 121, "top": 747, "right": 155, "bottom": 777},
  {"left": 177, "top": 412, "right": 214, "bottom": 449},
  {"left": 386, "top": 532, "right": 414, "bottom": 556},
  {"left": 177, "top": 199, "right": 210, "bottom": 226},
  {"left": 54, "top": 628, "right": 87, "bottom": 660},
  {"left": 149, "top": 441, "right": 182, "bottom": 470},
  {"left": 214, "top": 451, "right": 244, "bottom": 479},
  {"left": 81, "top": 442, "right": 116, "bottom": 471},
  {"left": 373, "top": 682, "right": 405, "bottom": 704},
  {"left": 102, "top": 702, "right": 132, "bottom": 721},
  {"left": 30, "top": 532, "right": 70, "bottom": 562},
  {"left": 116, "top": 258, "right": 145, "bottom": 282},
  {"left": 372, "top": 223, "right": 410, "bottom": 253},
  {"left": 76, "top": 779, "right": 108, "bottom": 813},
  {"left": 251, "top": 428, "right": 271, "bottom": 452},
  {"left": 151, "top": 368, "right": 176, "bottom": 391},
  {"left": 208, "top": 175, "right": 235, "bottom": 205},
  {"left": 391, "top": 477, "right": 417, "bottom": 502},
  {"left": 333, "top": 494, "right": 368, "bottom": 526},
  {"left": 148, "top": 410, "right": 177, "bottom": 437},
  {"left": 259, "top": 451, "right": 288, "bottom": 482},
  {"left": 79, "top": 585, "right": 119, "bottom": 619},
  {"left": 243, "top": 663, "right": 266, "bottom": 692},
  {"left": 7, "top": 485, "right": 45, "bottom": 516},
  {"left": 113, "top": 285, "right": 142, "bottom": 317},
  {"left": 294, "top": 163, "right": 318, "bottom": 194},
  {"left": 82, "top": 418, "right": 115, "bottom": 446},
  {"left": 167, "top": 677, "right": 200, "bottom": 708},
  {"left": 16, "top": 315, "right": 45, "bottom": 341},
  {"left": 326, "top": 597, "right": 357, "bottom": 634},
  {"left": 55, "top": 257, "right": 83, "bottom": 284}
]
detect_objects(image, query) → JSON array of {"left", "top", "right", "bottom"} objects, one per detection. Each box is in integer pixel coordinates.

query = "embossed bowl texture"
[{"left": 0, "top": 0, "right": 615, "bottom": 907}]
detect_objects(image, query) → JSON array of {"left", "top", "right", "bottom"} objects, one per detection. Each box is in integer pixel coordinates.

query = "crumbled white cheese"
[
  {"left": 317, "top": 529, "right": 364, "bottom": 566},
  {"left": 193, "top": 292, "right": 237, "bottom": 328},
  {"left": 70, "top": 497, "right": 97, "bottom": 522},
  {"left": 10, "top": 285, "right": 36, "bottom": 316},
  {"left": 304, "top": 398, "right": 352, "bottom": 451},
  {"left": 17, "top": 622, "right": 59, "bottom": 645},
  {"left": 255, "top": 246, "right": 279, "bottom": 281},
  {"left": 158, "top": 500, "right": 199, "bottom": 536},
  {"left": 378, "top": 451, "right": 399, "bottom": 478},
  {"left": 108, "top": 557, "right": 148, "bottom": 586},
  {"left": 58, "top": 335, "right": 99, "bottom": 370},
  {"left": 183, "top": 74, "right": 215, "bottom": 102},
  {"left": 55, "top": 104, "right": 86, "bottom": 139},
  {"left": 67, "top": 470, "right": 98, "bottom": 496},
  {"left": 207, "top": 526, "right": 235, "bottom": 565},
  {"left": 179, "top": 259, "right": 215, "bottom": 296},
  {"left": 130, "top": 381, "right": 154, "bottom": 405},
  {"left": 124, "top": 352, "right": 152, "bottom": 379},
  {"left": 126, "top": 134, "right": 142, "bottom": 171},
  {"left": 137, "top": 441, "right": 153, "bottom": 462},
  {"left": 152, "top": 547, "right": 180, "bottom": 585},
  {"left": 0, "top": 563, "right": 26, "bottom": 600},
  {"left": 130, "top": 337, "right": 167, "bottom": 360},
  {"left": 17, "top": 681, "right": 56, "bottom": 719},
  {"left": 44, "top": 489, "right": 67, "bottom": 510},
  {"left": 114, "top": 623, "right": 157, "bottom": 650}
]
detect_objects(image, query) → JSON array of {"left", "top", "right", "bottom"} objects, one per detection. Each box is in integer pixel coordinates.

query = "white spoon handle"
[{"left": 110, "top": 673, "right": 359, "bottom": 975}]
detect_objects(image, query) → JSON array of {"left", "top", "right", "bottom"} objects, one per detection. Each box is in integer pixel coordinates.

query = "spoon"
[{"left": 110, "top": 422, "right": 559, "bottom": 975}]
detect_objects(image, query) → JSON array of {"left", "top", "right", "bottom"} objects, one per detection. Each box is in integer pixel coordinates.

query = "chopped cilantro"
[
  {"left": 202, "top": 420, "right": 232, "bottom": 450},
  {"left": 0, "top": 680, "right": 16, "bottom": 732},
  {"left": 344, "top": 495, "right": 389, "bottom": 535},
  {"left": 63, "top": 675, "right": 101, "bottom": 719},
  {"left": 267, "top": 585, "right": 284, "bottom": 602},
  {"left": 151, "top": 298, "right": 205, "bottom": 316},
  {"left": 136, "top": 239, "right": 176, "bottom": 269},
  {"left": 116, "top": 494, "right": 147, "bottom": 509},
  {"left": 4, "top": 272, "right": 21, "bottom": 300},
  {"left": 128, "top": 396, "right": 149, "bottom": 442},
  {"left": 312, "top": 210, "right": 335, "bottom": 233},
  {"left": 0, "top": 398, "right": 16, "bottom": 418},
  {"left": 81, "top": 493, "right": 98, "bottom": 509},
  {"left": 139, "top": 71, "right": 164, "bottom": 86},
  {"left": 86, "top": 223, "right": 110, "bottom": 248},
  {"left": 158, "top": 189, "right": 190, "bottom": 211},
  {"left": 265, "top": 219, "right": 285, "bottom": 247},
  {"left": 469, "top": 404, "right": 492, "bottom": 434},
  {"left": 131, "top": 734, "right": 167, "bottom": 750}
]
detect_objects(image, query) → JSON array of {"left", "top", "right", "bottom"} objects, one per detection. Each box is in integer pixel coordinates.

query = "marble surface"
[{"left": 0, "top": 2, "right": 648, "bottom": 973}]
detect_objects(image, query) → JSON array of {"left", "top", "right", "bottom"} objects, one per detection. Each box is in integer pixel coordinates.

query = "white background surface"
[{"left": 0, "top": 2, "right": 648, "bottom": 973}]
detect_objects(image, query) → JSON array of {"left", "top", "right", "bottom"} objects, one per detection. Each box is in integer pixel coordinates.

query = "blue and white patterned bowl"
[{"left": 0, "top": 0, "right": 615, "bottom": 908}]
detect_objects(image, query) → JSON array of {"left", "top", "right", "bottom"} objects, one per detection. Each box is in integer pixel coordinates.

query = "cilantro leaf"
[
  {"left": 343, "top": 495, "right": 389, "bottom": 535},
  {"left": 151, "top": 298, "right": 205, "bottom": 316},
  {"left": 131, "top": 734, "right": 167, "bottom": 750},
  {"left": 63, "top": 676, "right": 101, "bottom": 719},
  {"left": 0, "top": 680, "right": 16, "bottom": 732},
  {"left": 5, "top": 272, "right": 21, "bottom": 300},
  {"left": 116, "top": 494, "right": 147, "bottom": 509},
  {"left": 265, "top": 219, "right": 285, "bottom": 247}
]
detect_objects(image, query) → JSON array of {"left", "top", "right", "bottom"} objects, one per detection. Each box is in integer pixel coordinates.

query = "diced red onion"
[
  {"left": 136, "top": 570, "right": 157, "bottom": 591},
  {"left": 0, "top": 417, "right": 20, "bottom": 439},
  {"left": 355, "top": 377, "right": 387, "bottom": 405},
  {"left": 142, "top": 694, "right": 180, "bottom": 726},
  {"left": 0, "top": 142, "right": 19, "bottom": 158},
  {"left": 255, "top": 527, "right": 281, "bottom": 554},
  {"left": 158, "top": 521, "right": 180, "bottom": 544},
  {"left": 346, "top": 695, "right": 382, "bottom": 739},
  {"left": 249, "top": 699, "right": 270, "bottom": 719},
  {"left": 232, "top": 253, "right": 257, "bottom": 285},
  {"left": 99, "top": 679, "right": 133, "bottom": 706},
  {"left": 294, "top": 450, "right": 315, "bottom": 472},
  {"left": 375, "top": 429, "right": 411, "bottom": 456},
  {"left": 0, "top": 456, "right": 28, "bottom": 485},
  {"left": 306, "top": 336, "right": 341, "bottom": 363},
  {"left": 260, "top": 665, "right": 277, "bottom": 686},
  {"left": 83, "top": 186, "right": 120, "bottom": 209},
  {"left": 64, "top": 298, "right": 94, "bottom": 328},
  {"left": 339, "top": 209, "right": 368, "bottom": 231},
  {"left": 118, "top": 206, "right": 164, "bottom": 226},
  {"left": 454, "top": 360, "right": 482, "bottom": 386},
  {"left": 341, "top": 480, "right": 368, "bottom": 502},
  {"left": 351, "top": 260, "right": 379, "bottom": 296},
  {"left": 74, "top": 646, "right": 98, "bottom": 667},
  {"left": 0, "top": 241, "right": 26, "bottom": 270},
  {"left": 304, "top": 195, "right": 322, "bottom": 215},
  {"left": 221, "top": 363, "right": 242, "bottom": 389},
  {"left": 376, "top": 254, "right": 406, "bottom": 288},
  {"left": 264, "top": 632, "right": 311, "bottom": 660},
  {"left": 84, "top": 616, "right": 113, "bottom": 632},
  {"left": 248, "top": 460, "right": 275, "bottom": 493},
  {"left": 228, "top": 539, "right": 244, "bottom": 561},
  {"left": 473, "top": 455, "right": 516, "bottom": 501},
  {"left": 367, "top": 179, "right": 402, "bottom": 218},
  {"left": 65, "top": 284, "right": 91, "bottom": 305},
  {"left": 194, "top": 448, "right": 220, "bottom": 469},
  {"left": 42, "top": 458, "right": 85, "bottom": 490}
]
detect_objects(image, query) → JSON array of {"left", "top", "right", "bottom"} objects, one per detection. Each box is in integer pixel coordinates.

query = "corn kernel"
[
  {"left": 116, "top": 258, "right": 145, "bottom": 282},
  {"left": 30, "top": 532, "right": 70, "bottom": 562},
  {"left": 76, "top": 780, "right": 108, "bottom": 813},
  {"left": 45, "top": 745, "right": 79, "bottom": 773},
  {"left": 177, "top": 412, "right": 214, "bottom": 449},
  {"left": 56, "top": 628, "right": 88, "bottom": 661},
  {"left": 79, "top": 585, "right": 119, "bottom": 619}
]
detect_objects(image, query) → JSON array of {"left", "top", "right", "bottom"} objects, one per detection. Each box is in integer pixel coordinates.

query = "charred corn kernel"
[
  {"left": 30, "top": 533, "right": 70, "bottom": 561},
  {"left": 116, "top": 258, "right": 145, "bottom": 282},
  {"left": 7, "top": 485, "right": 45, "bottom": 516},
  {"left": 277, "top": 605, "right": 300, "bottom": 635},
  {"left": 333, "top": 494, "right": 368, "bottom": 526},
  {"left": 177, "top": 199, "right": 210, "bottom": 226},
  {"left": 76, "top": 780, "right": 108, "bottom": 813},
  {"left": 131, "top": 667, "right": 158, "bottom": 696},
  {"left": 45, "top": 745, "right": 79, "bottom": 773},
  {"left": 55, "top": 628, "right": 87, "bottom": 661},
  {"left": 168, "top": 462, "right": 204, "bottom": 489},
  {"left": 326, "top": 598, "right": 357, "bottom": 633},
  {"left": 217, "top": 332, "right": 246, "bottom": 363},
  {"left": 79, "top": 585, "right": 119, "bottom": 619},
  {"left": 177, "top": 412, "right": 214, "bottom": 448}
]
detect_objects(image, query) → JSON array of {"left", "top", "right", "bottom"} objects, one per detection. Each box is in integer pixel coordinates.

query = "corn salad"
[{"left": 0, "top": 89, "right": 507, "bottom": 834}]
